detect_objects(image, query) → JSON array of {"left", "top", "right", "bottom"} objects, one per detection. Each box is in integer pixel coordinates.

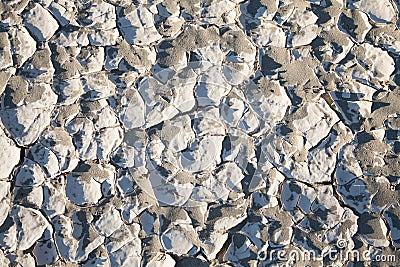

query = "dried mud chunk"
[
  {"left": 281, "top": 181, "right": 316, "bottom": 216},
  {"left": 239, "top": 0, "right": 279, "bottom": 30},
  {"left": 115, "top": 88, "right": 146, "bottom": 130},
  {"left": 351, "top": 43, "right": 395, "bottom": 83},
  {"left": 195, "top": 65, "right": 231, "bottom": 106},
  {"left": 246, "top": 77, "right": 290, "bottom": 128},
  {"left": 105, "top": 222, "right": 140, "bottom": 253},
  {"left": 156, "top": 40, "right": 186, "bottom": 69},
  {"left": 49, "top": 44, "right": 82, "bottom": 80},
  {"left": 251, "top": 21, "right": 286, "bottom": 47},
  {"left": 20, "top": 46, "right": 54, "bottom": 83},
  {"left": 23, "top": 3, "right": 59, "bottom": 41},
  {"left": 66, "top": 162, "right": 115, "bottom": 206},
  {"left": 0, "top": 0, "right": 29, "bottom": 14},
  {"left": 158, "top": 0, "right": 180, "bottom": 17},
  {"left": 286, "top": 8, "right": 319, "bottom": 47},
  {"left": 160, "top": 228, "right": 194, "bottom": 255},
  {"left": 52, "top": 215, "right": 105, "bottom": 263},
  {"left": 0, "top": 216, "right": 17, "bottom": 253},
  {"left": 14, "top": 158, "right": 46, "bottom": 187},
  {"left": 157, "top": 25, "right": 219, "bottom": 68},
  {"left": 105, "top": 40, "right": 155, "bottom": 72},
  {"left": 367, "top": 25, "right": 400, "bottom": 55},
  {"left": 147, "top": 252, "right": 176, "bottom": 267},
  {"left": 1, "top": 81, "right": 57, "bottom": 146},
  {"left": 0, "top": 250, "right": 9, "bottom": 266},
  {"left": 95, "top": 127, "right": 124, "bottom": 160},
  {"left": 66, "top": 172, "right": 102, "bottom": 205},
  {"left": 77, "top": 1, "right": 118, "bottom": 46},
  {"left": 0, "top": 181, "right": 11, "bottom": 227},
  {"left": 117, "top": 6, "right": 162, "bottom": 45},
  {"left": 9, "top": 26, "right": 36, "bottom": 67},
  {"left": 53, "top": 78, "right": 84, "bottom": 106},
  {"left": 353, "top": 132, "right": 390, "bottom": 175},
  {"left": 33, "top": 239, "right": 59, "bottom": 265},
  {"left": 200, "top": 0, "right": 237, "bottom": 25},
  {"left": 258, "top": 206, "right": 294, "bottom": 246},
  {"left": 81, "top": 72, "right": 116, "bottom": 101},
  {"left": 206, "top": 200, "right": 248, "bottom": 231},
  {"left": 47, "top": 0, "right": 76, "bottom": 26},
  {"left": 77, "top": 46, "right": 104, "bottom": 74},
  {"left": 370, "top": 177, "right": 400, "bottom": 213},
  {"left": 93, "top": 207, "right": 123, "bottom": 237},
  {"left": 312, "top": 27, "right": 353, "bottom": 64},
  {"left": 179, "top": 0, "right": 201, "bottom": 18},
  {"left": 383, "top": 205, "right": 400, "bottom": 248},
  {"left": 176, "top": 25, "right": 219, "bottom": 51},
  {"left": 53, "top": 25, "right": 90, "bottom": 47},
  {"left": 311, "top": 0, "right": 343, "bottom": 25},
  {"left": 358, "top": 213, "right": 390, "bottom": 247},
  {"left": 259, "top": 46, "right": 290, "bottom": 75},
  {"left": 220, "top": 29, "right": 256, "bottom": 63},
  {"left": 109, "top": 245, "right": 141, "bottom": 266},
  {"left": 0, "top": 68, "right": 14, "bottom": 97},
  {"left": 365, "top": 89, "right": 400, "bottom": 131},
  {"left": 0, "top": 127, "right": 20, "bottom": 179},
  {"left": 10, "top": 205, "right": 51, "bottom": 251},
  {"left": 40, "top": 127, "right": 78, "bottom": 173},
  {"left": 0, "top": 32, "right": 12, "bottom": 70},
  {"left": 223, "top": 233, "right": 258, "bottom": 265},
  {"left": 156, "top": 16, "right": 184, "bottom": 38},
  {"left": 137, "top": 76, "right": 177, "bottom": 127},
  {"left": 280, "top": 59, "right": 321, "bottom": 88},
  {"left": 7, "top": 252, "right": 36, "bottom": 267},
  {"left": 348, "top": 0, "right": 396, "bottom": 24},
  {"left": 78, "top": 1, "right": 116, "bottom": 31},
  {"left": 42, "top": 179, "right": 67, "bottom": 218},
  {"left": 338, "top": 10, "right": 372, "bottom": 43},
  {"left": 330, "top": 82, "right": 376, "bottom": 131}
]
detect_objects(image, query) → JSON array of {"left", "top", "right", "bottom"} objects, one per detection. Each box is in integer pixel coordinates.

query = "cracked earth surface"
[{"left": 1, "top": 0, "right": 400, "bottom": 266}]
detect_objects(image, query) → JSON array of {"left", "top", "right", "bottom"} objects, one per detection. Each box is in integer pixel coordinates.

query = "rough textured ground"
[{"left": 1, "top": 0, "right": 400, "bottom": 266}]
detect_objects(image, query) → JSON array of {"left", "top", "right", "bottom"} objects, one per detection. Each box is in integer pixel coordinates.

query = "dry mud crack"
[{"left": 1, "top": 0, "right": 400, "bottom": 266}]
